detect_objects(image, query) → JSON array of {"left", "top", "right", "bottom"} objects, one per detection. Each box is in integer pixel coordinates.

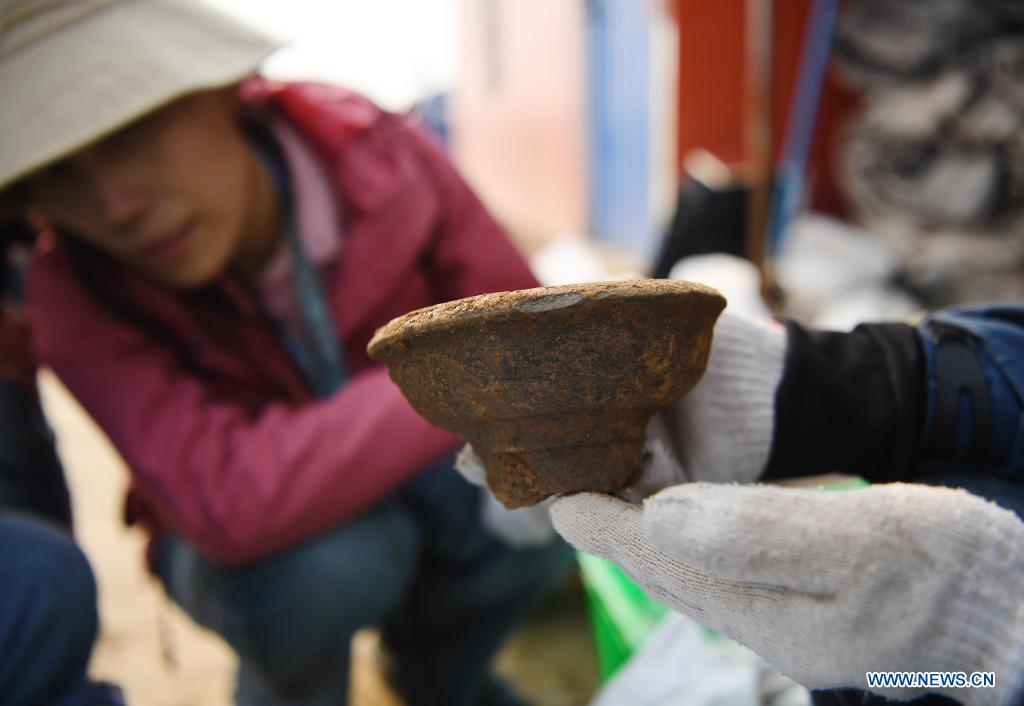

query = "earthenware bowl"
[{"left": 367, "top": 279, "right": 726, "bottom": 507}]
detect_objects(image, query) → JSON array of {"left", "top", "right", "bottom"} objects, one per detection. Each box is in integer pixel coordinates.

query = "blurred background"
[
  {"left": 206, "top": 0, "right": 1024, "bottom": 316},
  {"left": 54, "top": 0, "right": 1024, "bottom": 704}
]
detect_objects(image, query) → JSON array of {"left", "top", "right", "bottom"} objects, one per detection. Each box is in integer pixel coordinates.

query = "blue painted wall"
[{"left": 586, "top": 0, "right": 655, "bottom": 261}]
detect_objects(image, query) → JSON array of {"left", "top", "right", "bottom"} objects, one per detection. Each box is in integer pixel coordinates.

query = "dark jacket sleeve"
[
  {"left": 0, "top": 380, "right": 71, "bottom": 529},
  {"left": 764, "top": 304, "right": 1024, "bottom": 484},
  {"left": 0, "top": 227, "right": 71, "bottom": 528}
]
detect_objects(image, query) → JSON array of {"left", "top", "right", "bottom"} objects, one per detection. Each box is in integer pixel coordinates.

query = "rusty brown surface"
[{"left": 368, "top": 280, "right": 726, "bottom": 507}]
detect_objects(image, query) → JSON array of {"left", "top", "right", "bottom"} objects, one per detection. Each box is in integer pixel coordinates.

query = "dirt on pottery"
[{"left": 368, "top": 280, "right": 726, "bottom": 507}]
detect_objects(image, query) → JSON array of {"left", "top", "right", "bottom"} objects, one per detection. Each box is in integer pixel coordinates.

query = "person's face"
[{"left": 25, "top": 88, "right": 277, "bottom": 289}]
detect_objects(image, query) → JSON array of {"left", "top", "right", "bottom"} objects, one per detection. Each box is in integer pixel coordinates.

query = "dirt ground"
[{"left": 39, "top": 371, "right": 599, "bottom": 706}]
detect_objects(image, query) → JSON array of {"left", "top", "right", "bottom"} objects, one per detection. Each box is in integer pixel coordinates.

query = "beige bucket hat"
[{"left": 0, "top": 0, "right": 280, "bottom": 191}]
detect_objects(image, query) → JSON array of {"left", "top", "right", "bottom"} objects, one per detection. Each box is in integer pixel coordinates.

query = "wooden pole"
[{"left": 745, "top": 0, "right": 773, "bottom": 284}]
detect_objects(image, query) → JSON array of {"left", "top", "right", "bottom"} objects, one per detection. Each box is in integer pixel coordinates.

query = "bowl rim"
[{"left": 367, "top": 279, "right": 725, "bottom": 360}]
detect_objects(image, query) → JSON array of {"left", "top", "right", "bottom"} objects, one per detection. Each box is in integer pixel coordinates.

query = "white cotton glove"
[
  {"left": 625, "top": 312, "right": 788, "bottom": 497},
  {"left": 455, "top": 444, "right": 488, "bottom": 487},
  {"left": 455, "top": 444, "right": 555, "bottom": 546},
  {"left": 551, "top": 482, "right": 1024, "bottom": 706}
]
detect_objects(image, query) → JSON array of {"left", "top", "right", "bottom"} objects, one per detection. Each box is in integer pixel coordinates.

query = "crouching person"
[
  {"left": 0, "top": 1, "right": 572, "bottom": 703},
  {"left": 0, "top": 229, "right": 124, "bottom": 705},
  {"left": 0, "top": 513, "right": 107, "bottom": 706}
]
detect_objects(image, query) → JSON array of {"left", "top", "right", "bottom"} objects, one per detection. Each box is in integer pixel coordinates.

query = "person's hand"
[
  {"left": 0, "top": 304, "right": 35, "bottom": 390},
  {"left": 551, "top": 482, "right": 1024, "bottom": 706},
  {"left": 624, "top": 312, "right": 787, "bottom": 497}
]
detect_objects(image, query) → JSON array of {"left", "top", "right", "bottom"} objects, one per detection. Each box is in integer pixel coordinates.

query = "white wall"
[{"left": 207, "top": 0, "right": 458, "bottom": 111}]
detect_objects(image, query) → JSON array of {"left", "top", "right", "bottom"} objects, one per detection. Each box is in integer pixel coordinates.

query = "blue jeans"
[
  {"left": 0, "top": 379, "right": 122, "bottom": 705},
  {"left": 0, "top": 512, "right": 101, "bottom": 706},
  {"left": 156, "top": 459, "right": 573, "bottom": 706}
]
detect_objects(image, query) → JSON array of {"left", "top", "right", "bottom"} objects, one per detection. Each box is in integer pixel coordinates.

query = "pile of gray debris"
[{"left": 835, "top": 0, "right": 1024, "bottom": 305}]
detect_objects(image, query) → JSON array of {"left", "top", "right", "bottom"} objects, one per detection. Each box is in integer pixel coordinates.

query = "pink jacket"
[{"left": 27, "top": 80, "right": 538, "bottom": 565}]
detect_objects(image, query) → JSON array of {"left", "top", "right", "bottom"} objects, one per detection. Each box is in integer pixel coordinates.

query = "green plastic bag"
[{"left": 576, "top": 551, "right": 668, "bottom": 681}]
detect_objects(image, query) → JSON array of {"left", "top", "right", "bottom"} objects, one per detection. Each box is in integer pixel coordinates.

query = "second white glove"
[{"left": 551, "top": 482, "right": 1024, "bottom": 706}]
